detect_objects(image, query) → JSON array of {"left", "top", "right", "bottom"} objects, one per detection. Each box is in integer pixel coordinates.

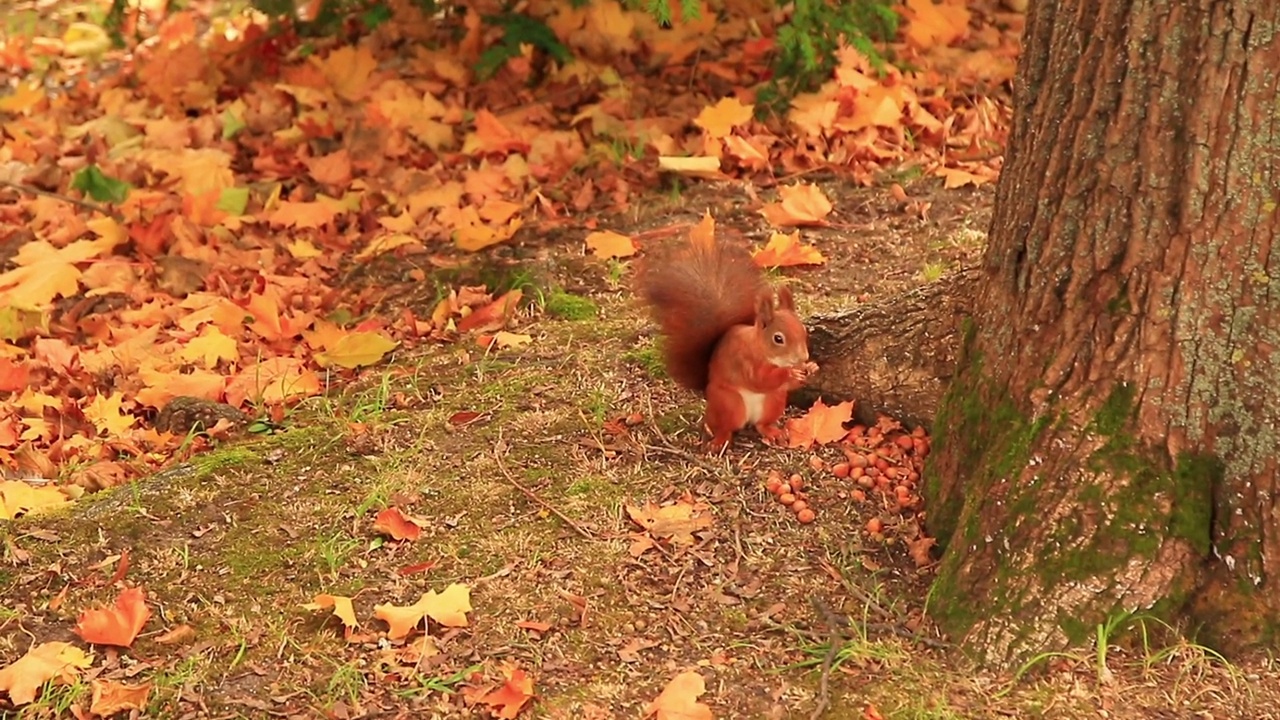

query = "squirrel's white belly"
[{"left": 739, "top": 390, "right": 766, "bottom": 425}]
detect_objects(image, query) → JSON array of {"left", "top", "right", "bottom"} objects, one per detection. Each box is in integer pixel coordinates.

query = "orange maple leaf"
[
  {"left": 901, "top": 0, "right": 971, "bottom": 50},
  {"left": 694, "top": 97, "right": 754, "bottom": 139},
  {"left": 75, "top": 586, "right": 151, "bottom": 647},
  {"left": 644, "top": 670, "right": 714, "bottom": 720},
  {"left": 585, "top": 231, "right": 637, "bottom": 259},
  {"left": 307, "top": 149, "right": 353, "bottom": 188},
  {"left": 478, "top": 662, "right": 536, "bottom": 720},
  {"left": 374, "top": 599, "right": 427, "bottom": 640},
  {"left": 785, "top": 398, "right": 855, "bottom": 449},
  {"left": 752, "top": 232, "right": 827, "bottom": 268},
  {"left": 372, "top": 507, "right": 423, "bottom": 541},
  {"left": 225, "top": 357, "right": 322, "bottom": 407},
  {"left": 266, "top": 199, "right": 340, "bottom": 229},
  {"left": 314, "top": 45, "right": 377, "bottom": 102}
]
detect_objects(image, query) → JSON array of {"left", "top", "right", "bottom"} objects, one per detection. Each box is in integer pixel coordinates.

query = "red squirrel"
[{"left": 636, "top": 235, "right": 818, "bottom": 450}]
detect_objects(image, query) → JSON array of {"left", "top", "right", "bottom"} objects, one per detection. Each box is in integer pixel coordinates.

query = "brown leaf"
[{"left": 89, "top": 679, "right": 152, "bottom": 717}]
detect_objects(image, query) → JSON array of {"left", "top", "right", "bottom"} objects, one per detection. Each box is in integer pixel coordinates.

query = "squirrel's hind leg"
[
  {"left": 753, "top": 390, "right": 790, "bottom": 445},
  {"left": 703, "top": 382, "right": 747, "bottom": 450}
]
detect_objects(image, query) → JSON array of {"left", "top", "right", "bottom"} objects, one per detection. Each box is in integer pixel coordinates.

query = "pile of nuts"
[{"left": 762, "top": 421, "right": 931, "bottom": 532}]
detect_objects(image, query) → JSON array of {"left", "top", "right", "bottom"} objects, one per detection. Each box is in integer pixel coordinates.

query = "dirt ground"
[{"left": 4, "top": 177, "right": 1280, "bottom": 719}]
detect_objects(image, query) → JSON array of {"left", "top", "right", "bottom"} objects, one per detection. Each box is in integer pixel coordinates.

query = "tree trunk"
[
  {"left": 924, "top": 0, "right": 1280, "bottom": 667},
  {"left": 801, "top": 267, "right": 980, "bottom": 429}
]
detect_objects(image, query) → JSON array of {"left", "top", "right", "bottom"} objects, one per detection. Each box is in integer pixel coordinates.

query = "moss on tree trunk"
[{"left": 923, "top": 0, "right": 1280, "bottom": 667}]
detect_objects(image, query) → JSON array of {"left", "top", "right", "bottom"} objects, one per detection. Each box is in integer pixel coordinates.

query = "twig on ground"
[
  {"left": 809, "top": 597, "right": 843, "bottom": 720},
  {"left": 0, "top": 180, "right": 123, "bottom": 220},
  {"left": 494, "top": 434, "right": 599, "bottom": 542}
]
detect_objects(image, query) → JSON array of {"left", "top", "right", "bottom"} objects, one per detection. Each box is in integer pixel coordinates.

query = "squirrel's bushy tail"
[{"left": 635, "top": 237, "right": 768, "bottom": 392}]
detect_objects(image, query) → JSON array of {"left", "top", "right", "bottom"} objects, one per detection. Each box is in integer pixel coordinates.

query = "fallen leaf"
[
  {"left": 477, "top": 662, "right": 536, "bottom": 719},
  {"left": 585, "top": 230, "right": 637, "bottom": 259},
  {"left": 626, "top": 496, "right": 714, "bottom": 547},
  {"left": 786, "top": 398, "right": 855, "bottom": 449},
  {"left": 89, "top": 679, "right": 152, "bottom": 716},
  {"left": 644, "top": 670, "right": 713, "bottom": 720},
  {"left": 373, "top": 507, "right": 423, "bottom": 541},
  {"left": 694, "top": 97, "right": 754, "bottom": 139},
  {"left": 752, "top": 232, "right": 827, "bottom": 268},
  {"left": 75, "top": 586, "right": 151, "bottom": 647},
  {"left": 0, "top": 642, "right": 93, "bottom": 706},
  {"left": 759, "top": 183, "right": 833, "bottom": 227},
  {"left": 657, "top": 156, "right": 723, "bottom": 178},
  {"left": 314, "top": 331, "right": 399, "bottom": 369},
  {"left": 517, "top": 620, "right": 553, "bottom": 633},
  {"left": 457, "top": 290, "right": 522, "bottom": 334},
  {"left": 302, "top": 594, "right": 359, "bottom": 633},
  {"left": 420, "top": 583, "right": 472, "bottom": 627}
]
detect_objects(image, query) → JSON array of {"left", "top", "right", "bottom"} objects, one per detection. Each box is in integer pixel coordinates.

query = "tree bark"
[
  {"left": 801, "top": 267, "right": 980, "bottom": 429},
  {"left": 924, "top": 0, "right": 1280, "bottom": 667}
]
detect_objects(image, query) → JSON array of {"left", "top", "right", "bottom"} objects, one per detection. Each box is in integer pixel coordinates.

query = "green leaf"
[
  {"left": 217, "top": 187, "right": 250, "bottom": 216},
  {"left": 70, "top": 165, "right": 130, "bottom": 204},
  {"left": 221, "top": 108, "right": 246, "bottom": 140}
]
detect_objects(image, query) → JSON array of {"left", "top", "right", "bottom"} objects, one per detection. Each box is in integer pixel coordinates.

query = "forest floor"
[
  {"left": 4, "top": 0, "right": 1280, "bottom": 718},
  {"left": 6, "top": 179, "right": 1280, "bottom": 718}
]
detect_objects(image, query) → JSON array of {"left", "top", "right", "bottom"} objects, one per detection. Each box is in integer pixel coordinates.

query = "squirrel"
[{"left": 636, "top": 235, "right": 818, "bottom": 450}]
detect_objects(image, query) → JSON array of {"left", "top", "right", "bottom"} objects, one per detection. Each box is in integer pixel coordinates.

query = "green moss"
[
  {"left": 1168, "top": 452, "right": 1220, "bottom": 556},
  {"left": 623, "top": 343, "right": 667, "bottom": 379},
  {"left": 190, "top": 447, "right": 260, "bottom": 478},
  {"left": 545, "top": 290, "right": 599, "bottom": 320}
]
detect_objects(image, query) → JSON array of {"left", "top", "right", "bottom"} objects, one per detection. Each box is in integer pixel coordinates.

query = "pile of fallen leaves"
[{"left": 0, "top": 0, "right": 1015, "bottom": 504}]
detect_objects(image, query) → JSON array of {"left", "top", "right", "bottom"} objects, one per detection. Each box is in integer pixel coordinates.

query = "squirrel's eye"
[{"left": 773, "top": 332, "right": 785, "bottom": 345}]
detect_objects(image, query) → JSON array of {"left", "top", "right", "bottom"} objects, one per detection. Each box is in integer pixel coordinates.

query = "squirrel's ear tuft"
[
  {"left": 755, "top": 290, "right": 775, "bottom": 327},
  {"left": 776, "top": 285, "right": 795, "bottom": 311}
]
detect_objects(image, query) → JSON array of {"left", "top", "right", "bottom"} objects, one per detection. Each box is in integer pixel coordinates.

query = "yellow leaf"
[
  {"left": 492, "top": 331, "right": 532, "bottom": 349},
  {"left": 379, "top": 212, "right": 417, "bottom": 232},
  {"left": 657, "top": 156, "right": 723, "bottom": 178},
  {"left": 644, "top": 670, "right": 713, "bottom": 720},
  {"left": 0, "top": 481, "right": 72, "bottom": 520},
  {"left": 455, "top": 217, "right": 523, "bottom": 252},
  {"left": 420, "top": 583, "right": 472, "bottom": 628},
  {"left": 63, "top": 22, "right": 111, "bottom": 57},
  {"left": 179, "top": 327, "right": 239, "bottom": 369},
  {"left": 356, "top": 233, "right": 422, "bottom": 261},
  {"left": 694, "top": 96, "right": 754, "bottom": 139},
  {"left": 752, "top": 232, "right": 827, "bottom": 268},
  {"left": 83, "top": 392, "right": 137, "bottom": 437},
  {"left": 759, "top": 183, "right": 834, "bottom": 227},
  {"left": 0, "top": 81, "right": 46, "bottom": 114},
  {"left": 901, "top": 0, "right": 971, "bottom": 50},
  {"left": 314, "top": 331, "right": 399, "bottom": 370},
  {"left": 0, "top": 642, "right": 92, "bottom": 706},
  {"left": 302, "top": 594, "right": 359, "bottom": 631},
  {"left": 288, "top": 239, "right": 323, "bottom": 259},
  {"left": 315, "top": 45, "right": 378, "bottom": 102},
  {"left": 584, "top": 230, "right": 636, "bottom": 259},
  {"left": 374, "top": 599, "right": 428, "bottom": 640}
]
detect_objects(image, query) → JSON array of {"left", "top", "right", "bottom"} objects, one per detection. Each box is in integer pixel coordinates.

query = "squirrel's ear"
[
  {"left": 776, "top": 285, "right": 796, "bottom": 311},
  {"left": 755, "top": 290, "right": 775, "bottom": 327}
]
